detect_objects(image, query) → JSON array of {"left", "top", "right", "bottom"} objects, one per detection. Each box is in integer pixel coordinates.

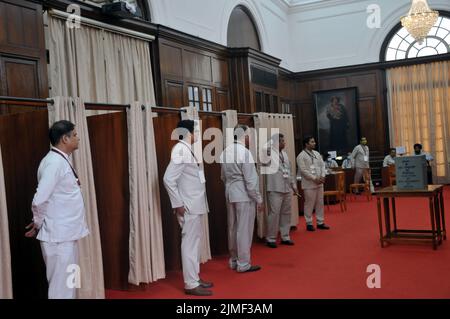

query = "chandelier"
[{"left": 400, "top": 0, "right": 439, "bottom": 45}]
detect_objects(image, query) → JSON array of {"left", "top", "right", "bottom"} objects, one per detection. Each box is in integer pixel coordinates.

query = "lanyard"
[
  {"left": 305, "top": 150, "right": 316, "bottom": 163},
  {"left": 360, "top": 145, "right": 367, "bottom": 155},
  {"left": 51, "top": 149, "right": 81, "bottom": 186},
  {"left": 180, "top": 142, "right": 200, "bottom": 168}
]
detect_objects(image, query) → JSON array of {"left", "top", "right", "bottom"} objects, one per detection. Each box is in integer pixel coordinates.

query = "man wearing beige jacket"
[
  {"left": 265, "top": 133, "right": 298, "bottom": 248},
  {"left": 163, "top": 119, "right": 213, "bottom": 296},
  {"left": 297, "top": 136, "right": 330, "bottom": 232}
]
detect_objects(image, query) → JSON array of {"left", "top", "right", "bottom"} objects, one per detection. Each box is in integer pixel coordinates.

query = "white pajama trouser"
[
  {"left": 177, "top": 212, "right": 203, "bottom": 290},
  {"left": 303, "top": 186, "right": 325, "bottom": 226},
  {"left": 40, "top": 240, "right": 78, "bottom": 299},
  {"left": 266, "top": 192, "right": 292, "bottom": 243},
  {"left": 226, "top": 201, "right": 256, "bottom": 272}
]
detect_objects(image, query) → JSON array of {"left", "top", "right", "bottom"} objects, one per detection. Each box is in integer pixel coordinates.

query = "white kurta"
[{"left": 32, "top": 147, "right": 89, "bottom": 299}]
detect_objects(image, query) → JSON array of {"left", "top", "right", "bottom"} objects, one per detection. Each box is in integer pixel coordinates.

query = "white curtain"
[
  {"left": 48, "top": 96, "right": 105, "bottom": 299},
  {"left": 254, "top": 113, "right": 299, "bottom": 238},
  {"left": 180, "top": 106, "right": 212, "bottom": 263},
  {"left": 0, "top": 145, "right": 13, "bottom": 299},
  {"left": 127, "top": 102, "right": 165, "bottom": 285},
  {"left": 48, "top": 14, "right": 155, "bottom": 104},
  {"left": 222, "top": 110, "right": 238, "bottom": 147},
  {"left": 387, "top": 61, "right": 450, "bottom": 184}
]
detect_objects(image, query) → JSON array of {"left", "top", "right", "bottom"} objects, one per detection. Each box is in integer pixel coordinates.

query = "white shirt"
[
  {"left": 413, "top": 151, "right": 434, "bottom": 162},
  {"left": 342, "top": 158, "right": 352, "bottom": 169},
  {"left": 351, "top": 144, "right": 370, "bottom": 168},
  {"left": 383, "top": 155, "right": 396, "bottom": 167},
  {"left": 220, "top": 141, "right": 262, "bottom": 203},
  {"left": 32, "top": 148, "right": 89, "bottom": 243},
  {"left": 163, "top": 140, "right": 209, "bottom": 214}
]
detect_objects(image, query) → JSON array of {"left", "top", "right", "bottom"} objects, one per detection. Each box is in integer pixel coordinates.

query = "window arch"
[
  {"left": 383, "top": 13, "right": 450, "bottom": 61},
  {"left": 227, "top": 5, "right": 261, "bottom": 51}
]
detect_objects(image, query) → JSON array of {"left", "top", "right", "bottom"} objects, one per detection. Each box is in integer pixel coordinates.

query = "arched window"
[
  {"left": 227, "top": 5, "right": 261, "bottom": 51},
  {"left": 383, "top": 14, "right": 450, "bottom": 61}
]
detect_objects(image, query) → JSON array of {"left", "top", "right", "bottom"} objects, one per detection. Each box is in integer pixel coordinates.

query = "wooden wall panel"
[
  {"left": 164, "top": 80, "right": 185, "bottom": 107},
  {"left": 87, "top": 112, "right": 130, "bottom": 290},
  {"left": 153, "top": 112, "right": 182, "bottom": 270},
  {"left": 199, "top": 114, "right": 228, "bottom": 255},
  {"left": 159, "top": 43, "right": 183, "bottom": 78},
  {"left": 0, "top": 109, "right": 49, "bottom": 299},
  {"left": 183, "top": 50, "right": 212, "bottom": 83},
  {"left": 0, "top": 0, "right": 48, "bottom": 110},
  {"left": 216, "top": 89, "right": 230, "bottom": 111},
  {"left": 212, "top": 57, "right": 229, "bottom": 87}
]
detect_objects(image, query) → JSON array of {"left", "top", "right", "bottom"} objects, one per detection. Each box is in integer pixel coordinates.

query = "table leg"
[
  {"left": 377, "top": 198, "right": 384, "bottom": 248},
  {"left": 429, "top": 197, "right": 437, "bottom": 250},
  {"left": 434, "top": 194, "right": 442, "bottom": 244},
  {"left": 439, "top": 190, "right": 447, "bottom": 240},
  {"left": 391, "top": 197, "right": 397, "bottom": 232},
  {"left": 383, "top": 198, "right": 391, "bottom": 239}
]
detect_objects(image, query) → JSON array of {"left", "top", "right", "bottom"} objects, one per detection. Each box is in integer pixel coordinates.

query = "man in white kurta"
[
  {"left": 265, "top": 134, "right": 298, "bottom": 248},
  {"left": 220, "top": 125, "right": 263, "bottom": 273},
  {"left": 163, "top": 119, "right": 213, "bottom": 296},
  {"left": 297, "top": 136, "right": 330, "bottom": 232},
  {"left": 383, "top": 148, "right": 396, "bottom": 167},
  {"left": 26, "top": 120, "right": 89, "bottom": 299}
]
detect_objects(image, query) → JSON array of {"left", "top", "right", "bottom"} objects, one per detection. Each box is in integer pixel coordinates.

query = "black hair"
[
  {"left": 271, "top": 133, "right": 285, "bottom": 142},
  {"left": 49, "top": 120, "right": 75, "bottom": 146},
  {"left": 234, "top": 124, "right": 249, "bottom": 140},
  {"left": 176, "top": 120, "right": 196, "bottom": 140},
  {"left": 390, "top": 148, "right": 396, "bottom": 152},
  {"left": 303, "top": 135, "right": 315, "bottom": 148},
  {"left": 414, "top": 143, "right": 422, "bottom": 150}
]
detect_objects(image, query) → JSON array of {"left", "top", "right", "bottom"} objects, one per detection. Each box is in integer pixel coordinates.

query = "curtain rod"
[
  {"left": 0, "top": 97, "right": 294, "bottom": 118},
  {"left": 48, "top": 9, "right": 155, "bottom": 42}
]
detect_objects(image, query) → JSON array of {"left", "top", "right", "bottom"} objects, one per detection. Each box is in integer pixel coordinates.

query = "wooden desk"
[{"left": 374, "top": 185, "right": 446, "bottom": 250}]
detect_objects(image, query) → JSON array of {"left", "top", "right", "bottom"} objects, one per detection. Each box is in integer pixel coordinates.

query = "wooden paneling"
[
  {"left": 87, "top": 112, "right": 130, "bottom": 290},
  {"left": 153, "top": 111, "right": 182, "bottom": 270},
  {"left": 212, "top": 58, "right": 229, "bottom": 87},
  {"left": 159, "top": 43, "right": 183, "bottom": 78},
  {"left": 164, "top": 80, "right": 185, "bottom": 107},
  {"left": 0, "top": 0, "right": 48, "bottom": 106},
  {"left": 216, "top": 89, "right": 230, "bottom": 111},
  {"left": 183, "top": 50, "right": 212, "bottom": 83},
  {"left": 0, "top": 109, "right": 49, "bottom": 299},
  {"left": 156, "top": 37, "right": 229, "bottom": 110},
  {"left": 199, "top": 114, "right": 228, "bottom": 255}
]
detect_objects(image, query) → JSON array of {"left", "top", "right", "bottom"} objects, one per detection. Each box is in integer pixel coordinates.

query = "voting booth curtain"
[
  {"left": 387, "top": 61, "right": 450, "bottom": 184},
  {"left": 127, "top": 102, "right": 166, "bottom": 284},
  {"left": 0, "top": 144, "right": 13, "bottom": 299}
]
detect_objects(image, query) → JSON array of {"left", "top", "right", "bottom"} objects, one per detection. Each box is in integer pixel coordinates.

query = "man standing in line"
[
  {"left": 351, "top": 137, "right": 371, "bottom": 189},
  {"left": 297, "top": 136, "right": 330, "bottom": 232},
  {"left": 25, "top": 120, "right": 89, "bottom": 299},
  {"left": 163, "top": 119, "right": 213, "bottom": 296},
  {"left": 265, "top": 133, "right": 298, "bottom": 248},
  {"left": 220, "top": 124, "right": 263, "bottom": 273}
]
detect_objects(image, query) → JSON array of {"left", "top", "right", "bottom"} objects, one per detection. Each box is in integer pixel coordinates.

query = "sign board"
[{"left": 395, "top": 155, "right": 427, "bottom": 190}]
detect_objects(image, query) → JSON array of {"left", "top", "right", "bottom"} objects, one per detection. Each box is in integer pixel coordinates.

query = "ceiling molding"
[{"left": 279, "top": 0, "right": 366, "bottom": 13}]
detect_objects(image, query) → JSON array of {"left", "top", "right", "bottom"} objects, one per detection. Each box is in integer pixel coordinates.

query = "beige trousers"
[
  {"left": 266, "top": 192, "right": 292, "bottom": 243},
  {"left": 303, "top": 186, "right": 324, "bottom": 225},
  {"left": 227, "top": 201, "right": 256, "bottom": 272}
]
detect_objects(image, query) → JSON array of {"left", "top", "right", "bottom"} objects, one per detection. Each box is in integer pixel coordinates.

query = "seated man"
[
  {"left": 325, "top": 154, "right": 339, "bottom": 170},
  {"left": 383, "top": 148, "right": 396, "bottom": 167},
  {"left": 341, "top": 152, "right": 352, "bottom": 169},
  {"left": 413, "top": 143, "right": 434, "bottom": 184}
]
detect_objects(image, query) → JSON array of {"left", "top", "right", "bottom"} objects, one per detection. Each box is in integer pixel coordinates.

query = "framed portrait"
[{"left": 313, "top": 87, "right": 359, "bottom": 156}]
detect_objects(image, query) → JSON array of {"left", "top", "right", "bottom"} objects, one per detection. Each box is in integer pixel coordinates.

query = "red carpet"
[{"left": 107, "top": 186, "right": 450, "bottom": 299}]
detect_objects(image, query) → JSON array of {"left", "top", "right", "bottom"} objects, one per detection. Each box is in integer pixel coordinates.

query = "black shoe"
[
  {"left": 238, "top": 265, "right": 261, "bottom": 273},
  {"left": 317, "top": 224, "right": 330, "bottom": 230},
  {"left": 198, "top": 279, "right": 214, "bottom": 288},
  {"left": 266, "top": 242, "right": 277, "bottom": 248},
  {"left": 185, "top": 286, "right": 213, "bottom": 296},
  {"left": 280, "top": 240, "right": 294, "bottom": 246},
  {"left": 306, "top": 224, "right": 316, "bottom": 232}
]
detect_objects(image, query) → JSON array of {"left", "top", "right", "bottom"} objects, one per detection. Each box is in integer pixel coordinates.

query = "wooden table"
[{"left": 374, "top": 185, "right": 446, "bottom": 250}]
